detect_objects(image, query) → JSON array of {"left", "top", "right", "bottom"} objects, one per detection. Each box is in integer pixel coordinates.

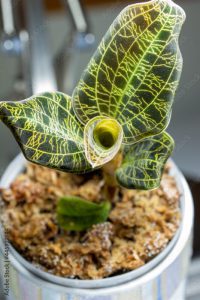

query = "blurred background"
[{"left": 0, "top": 0, "right": 199, "bottom": 298}]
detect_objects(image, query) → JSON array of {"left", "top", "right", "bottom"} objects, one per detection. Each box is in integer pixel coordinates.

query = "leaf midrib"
[
  {"left": 107, "top": 0, "right": 163, "bottom": 115},
  {"left": 93, "top": 1, "right": 162, "bottom": 118}
]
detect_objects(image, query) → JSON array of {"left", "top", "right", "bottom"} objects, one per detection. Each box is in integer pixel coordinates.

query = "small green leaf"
[
  {"left": 57, "top": 196, "right": 111, "bottom": 231},
  {"left": 116, "top": 132, "right": 174, "bottom": 190},
  {"left": 0, "top": 92, "right": 92, "bottom": 173},
  {"left": 57, "top": 196, "right": 110, "bottom": 216},
  {"left": 84, "top": 116, "right": 123, "bottom": 168},
  {"left": 72, "top": 0, "right": 185, "bottom": 144}
]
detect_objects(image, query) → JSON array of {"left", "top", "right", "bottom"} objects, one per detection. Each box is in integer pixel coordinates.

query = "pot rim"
[{"left": 0, "top": 154, "right": 194, "bottom": 295}]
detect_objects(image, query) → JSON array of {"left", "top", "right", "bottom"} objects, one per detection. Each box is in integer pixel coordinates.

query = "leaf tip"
[{"left": 0, "top": 101, "right": 7, "bottom": 119}]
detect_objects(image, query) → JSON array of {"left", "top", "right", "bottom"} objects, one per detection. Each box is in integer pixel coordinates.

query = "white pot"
[{"left": 0, "top": 154, "right": 194, "bottom": 300}]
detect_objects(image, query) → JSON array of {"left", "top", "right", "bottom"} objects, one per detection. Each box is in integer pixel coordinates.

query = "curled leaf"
[
  {"left": 116, "top": 132, "right": 174, "bottom": 190},
  {"left": 0, "top": 92, "right": 92, "bottom": 173},
  {"left": 57, "top": 196, "right": 111, "bottom": 231},
  {"left": 84, "top": 116, "right": 123, "bottom": 168},
  {"left": 72, "top": 0, "right": 185, "bottom": 143}
]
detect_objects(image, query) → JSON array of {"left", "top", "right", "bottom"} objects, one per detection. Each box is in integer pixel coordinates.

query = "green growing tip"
[
  {"left": 93, "top": 119, "right": 121, "bottom": 149},
  {"left": 84, "top": 116, "right": 123, "bottom": 168}
]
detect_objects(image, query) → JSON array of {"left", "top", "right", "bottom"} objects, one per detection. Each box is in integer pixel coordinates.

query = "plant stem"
[{"left": 102, "top": 151, "right": 123, "bottom": 202}]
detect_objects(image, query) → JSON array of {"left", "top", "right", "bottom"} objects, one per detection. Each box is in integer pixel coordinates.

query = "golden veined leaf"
[
  {"left": 116, "top": 132, "right": 174, "bottom": 189},
  {"left": 0, "top": 92, "right": 92, "bottom": 173},
  {"left": 72, "top": 0, "right": 185, "bottom": 144}
]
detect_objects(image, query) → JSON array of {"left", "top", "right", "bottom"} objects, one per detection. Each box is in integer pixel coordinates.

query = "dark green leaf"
[
  {"left": 116, "top": 132, "right": 174, "bottom": 190},
  {"left": 57, "top": 197, "right": 111, "bottom": 231},
  {"left": 57, "top": 196, "right": 110, "bottom": 216}
]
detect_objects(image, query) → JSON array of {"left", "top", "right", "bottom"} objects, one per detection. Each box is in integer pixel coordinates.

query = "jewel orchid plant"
[{"left": 0, "top": 0, "right": 185, "bottom": 230}]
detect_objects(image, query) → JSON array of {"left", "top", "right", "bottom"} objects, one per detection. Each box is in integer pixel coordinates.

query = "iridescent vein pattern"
[
  {"left": 0, "top": 92, "right": 91, "bottom": 173},
  {"left": 0, "top": 0, "right": 186, "bottom": 190},
  {"left": 72, "top": 0, "right": 185, "bottom": 144},
  {"left": 116, "top": 132, "right": 174, "bottom": 189}
]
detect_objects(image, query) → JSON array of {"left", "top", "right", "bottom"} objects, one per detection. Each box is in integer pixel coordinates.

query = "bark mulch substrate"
[{"left": 0, "top": 162, "right": 180, "bottom": 279}]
